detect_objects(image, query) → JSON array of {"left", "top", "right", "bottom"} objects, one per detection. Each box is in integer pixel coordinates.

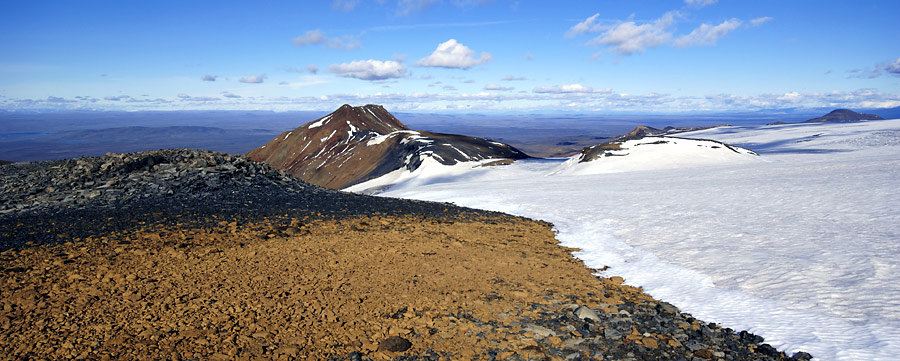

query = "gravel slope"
[{"left": 0, "top": 149, "right": 811, "bottom": 360}]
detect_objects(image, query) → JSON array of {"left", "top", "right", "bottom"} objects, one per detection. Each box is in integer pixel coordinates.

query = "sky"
[{"left": 1, "top": 0, "right": 899, "bottom": 113}]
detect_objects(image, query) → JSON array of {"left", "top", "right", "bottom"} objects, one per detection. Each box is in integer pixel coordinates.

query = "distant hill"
[
  {"left": 0, "top": 160, "right": 12, "bottom": 166},
  {"left": 769, "top": 109, "right": 884, "bottom": 125},
  {"left": 552, "top": 126, "right": 758, "bottom": 175},
  {"left": 246, "top": 104, "right": 529, "bottom": 189}
]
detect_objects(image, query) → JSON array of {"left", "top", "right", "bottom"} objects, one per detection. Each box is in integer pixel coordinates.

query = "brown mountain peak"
[{"left": 247, "top": 104, "right": 529, "bottom": 190}]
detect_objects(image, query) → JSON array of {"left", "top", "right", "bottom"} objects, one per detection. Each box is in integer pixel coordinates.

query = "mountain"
[
  {"left": 804, "top": 109, "right": 884, "bottom": 123},
  {"left": 246, "top": 104, "right": 529, "bottom": 189},
  {"left": 553, "top": 126, "right": 758, "bottom": 175},
  {"left": 769, "top": 109, "right": 884, "bottom": 125},
  {"left": 0, "top": 160, "right": 12, "bottom": 166}
]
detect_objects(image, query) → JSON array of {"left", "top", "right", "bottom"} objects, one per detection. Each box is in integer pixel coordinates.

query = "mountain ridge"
[
  {"left": 769, "top": 109, "right": 884, "bottom": 125},
  {"left": 246, "top": 104, "right": 529, "bottom": 189}
]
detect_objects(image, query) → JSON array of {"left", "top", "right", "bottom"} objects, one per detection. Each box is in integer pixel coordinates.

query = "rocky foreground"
[{"left": 0, "top": 149, "right": 811, "bottom": 360}]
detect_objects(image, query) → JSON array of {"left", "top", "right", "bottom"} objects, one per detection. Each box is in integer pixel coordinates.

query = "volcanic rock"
[
  {"left": 769, "top": 109, "right": 884, "bottom": 125},
  {"left": 804, "top": 109, "right": 883, "bottom": 123},
  {"left": 245, "top": 104, "right": 529, "bottom": 189}
]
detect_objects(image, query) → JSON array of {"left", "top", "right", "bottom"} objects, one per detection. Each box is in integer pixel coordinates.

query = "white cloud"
[
  {"left": 397, "top": 0, "right": 441, "bottom": 15},
  {"left": 566, "top": 13, "right": 603, "bottom": 38},
  {"left": 292, "top": 29, "right": 326, "bottom": 46},
  {"left": 104, "top": 95, "right": 130, "bottom": 101},
  {"left": 7, "top": 88, "right": 900, "bottom": 113},
  {"left": 292, "top": 30, "right": 360, "bottom": 50},
  {"left": 484, "top": 84, "right": 513, "bottom": 91},
  {"left": 328, "top": 59, "right": 408, "bottom": 80},
  {"left": 201, "top": 74, "right": 217, "bottom": 81},
  {"left": 587, "top": 11, "right": 679, "bottom": 55},
  {"left": 849, "top": 58, "right": 900, "bottom": 79},
  {"left": 307, "top": 64, "right": 319, "bottom": 74},
  {"left": 533, "top": 83, "right": 601, "bottom": 93},
  {"left": 674, "top": 19, "right": 742, "bottom": 47},
  {"left": 884, "top": 58, "right": 900, "bottom": 77},
  {"left": 750, "top": 16, "right": 773, "bottom": 27},
  {"left": 239, "top": 74, "right": 266, "bottom": 83},
  {"left": 221, "top": 92, "right": 242, "bottom": 99},
  {"left": 176, "top": 93, "right": 219, "bottom": 102},
  {"left": 332, "top": 0, "right": 361, "bottom": 11},
  {"left": 685, "top": 0, "right": 717, "bottom": 8},
  {"left": 502, "top": 75, "right": 526, "bottom": 81},
  {"left": 414, "top": 39, "right": 492, "bottom": 69},
  {"left": 327, "top": 36, "right": 361, "bottom": 50}
]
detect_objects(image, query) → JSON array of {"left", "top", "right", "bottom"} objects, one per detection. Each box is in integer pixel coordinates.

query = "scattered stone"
[
  {"left": 378, "top": 336, "right": 411, "bottom": 352},
  {"left": 574, "top": 305, "right": 600, "bottom": 322},
  {"left": 694, "top": 349, "right": 713, "bottom": 359}
]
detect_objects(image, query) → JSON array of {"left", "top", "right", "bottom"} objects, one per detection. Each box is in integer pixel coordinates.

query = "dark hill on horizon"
[
  {"left": 769, "top": 109, "right": 884, "bottom": 125},
  {"left": 246, "top": 104, "right": 529, "bottom": 189}
]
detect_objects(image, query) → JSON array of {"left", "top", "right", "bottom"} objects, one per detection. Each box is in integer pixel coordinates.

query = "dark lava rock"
[
  {"left": 0, "top": 149, "right": 507, "bottom": 251},
  {"left": 378, "top": 336, "right": 412, "bottom": 352}
]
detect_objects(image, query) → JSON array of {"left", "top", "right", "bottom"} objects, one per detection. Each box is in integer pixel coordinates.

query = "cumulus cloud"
[
  {"left": 221, "top": 92, "right": 242, "bottom": 99},
  {"left": 414, "top": 39, "right": 492, "bottom": 69},
  {"left": 307, "top": 64, "right": 319, "bottom": 74},
  {"left": 201, "top": 74, "right": 217, "bottom": 81},
  {"left": 685, "top": 0, "right": 717, "bottom": 7},
  {"left": 328, "top": 59, "right": 408, "bottom": 80},
  {"left": 533, "top": 84, "right": 602, "bottom": 93},
  {"left": 239, "top": 74, "right": 266, "bottom": 83},
  {"left": 750, "top": 16, "right": 773, "bottom": 27},
  {"left": 674, "top": 19, "right": 742, "bottom": 47},
  {"left": 587, "top": 11, "right": 680, "bottom": 55},
  {"left": 104, "top": 95, "right": 131, "bottom": 101},
  {"left": 570, "top": 10, "right": 762, "bottom": 55},
  {"left": 502, "top": 75, "right": 526, "bottom": 81},
  {"left": 484, "top": 84, "right": 513, "bottom": 91}
]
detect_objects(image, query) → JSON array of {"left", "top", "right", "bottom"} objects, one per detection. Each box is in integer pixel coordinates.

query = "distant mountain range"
[
  {"left": 0, "top": 126, "right": 281, "bottom": 162},
  {"left": 769, "top": 109, "right": 884, "bottom": 125},
  {"left": 246, "top": 104, "right": 529, "bottom": 189}
]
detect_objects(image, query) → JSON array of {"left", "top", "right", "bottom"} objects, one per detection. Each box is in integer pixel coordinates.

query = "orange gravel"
[{"left": 0, "top": 215, "right": 653, "bottom": 360}]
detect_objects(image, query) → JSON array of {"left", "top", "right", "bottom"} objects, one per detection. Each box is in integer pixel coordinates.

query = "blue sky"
[{"left": 1, "top": 0, "right": 898, "bottom": 113}]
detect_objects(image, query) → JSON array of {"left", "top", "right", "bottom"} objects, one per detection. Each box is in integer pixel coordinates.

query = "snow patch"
[
  {"left": 366, "top": 130, "right": 420, "bottom": 146},
  {"left": 308, "top": 115, "right": 331, "bottom": 129},
  {"left": 320, "top": 129, "right": 337, "bottom": 142},
  {"left": 553, "top": 136, "right": 759, "bottom": 175},
  {"left": 283, "top": 132, "right": 292, "bottom": 140},
  {"left": 344, "top": 157, "right": 498, "bottom": 194}
]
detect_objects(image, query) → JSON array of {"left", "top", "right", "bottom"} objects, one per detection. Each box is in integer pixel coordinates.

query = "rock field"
[{"left": 0, "top": 149, "right": 811, "bottom": 360}]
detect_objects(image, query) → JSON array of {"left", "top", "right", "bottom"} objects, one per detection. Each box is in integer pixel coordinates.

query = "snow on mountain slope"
[
  {"left": 376, "top": 118, "right": 900, "bottom": 361},
  {"left": 246, "top": 104, "right": 528, "bottom": 189},
  {"left": 553, "top": 136, "right": 760, "bottom": 175}
]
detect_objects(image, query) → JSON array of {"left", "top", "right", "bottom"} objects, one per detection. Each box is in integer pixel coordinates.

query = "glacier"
[{"left": 370, "top": 119, "right": 900, "bottom": 361}]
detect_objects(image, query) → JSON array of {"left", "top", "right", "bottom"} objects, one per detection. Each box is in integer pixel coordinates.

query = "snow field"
[{"left": 368, "top": 119, "right": 900, "bottom": 361}]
